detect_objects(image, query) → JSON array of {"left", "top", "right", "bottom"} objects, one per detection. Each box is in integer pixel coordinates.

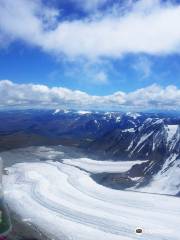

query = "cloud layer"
[
  {"left": 0, "top": 80, "right": 179, "bottom": 110},
  {"left": 1, "top": 0, "right": 180, "bottom": 58}
]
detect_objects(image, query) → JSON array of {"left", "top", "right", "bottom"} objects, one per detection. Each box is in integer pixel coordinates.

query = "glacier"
[{"left": 2, "top": 146, "right": 180, "bottom": 240}]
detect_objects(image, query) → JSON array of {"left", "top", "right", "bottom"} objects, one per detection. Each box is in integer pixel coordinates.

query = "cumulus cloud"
[
  {"left": 1, "top": 0, "right": 180, "bottom": 58},
  {"left": 0, "top": 80, "right": 179, "bottom": 110}
]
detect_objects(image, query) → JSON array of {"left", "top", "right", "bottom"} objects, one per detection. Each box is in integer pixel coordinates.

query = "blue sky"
[
  {"left": 1, "top": 43, "right": 180, "bottom": 95},
  {"left": 0, "top": 0, "right": 180, "bottom": 110}
]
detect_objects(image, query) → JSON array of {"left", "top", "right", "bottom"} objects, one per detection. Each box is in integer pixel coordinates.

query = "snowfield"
[
  {"left": 3, "top": 156, "right": 180, "bottom": 240},
  {"left": 62, "top": 158, "right": 147, "bottom": 173},
  {"left": 138, "top": 153, "right": 180, "bottom": 195}
]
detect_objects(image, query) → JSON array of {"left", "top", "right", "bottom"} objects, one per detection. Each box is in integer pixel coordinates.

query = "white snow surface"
[
  {"left": 130, "top": 132, "right": 153, "bottom": 154},
  {"left": 122, "top": 128, "right": 135, "bottom": 133},
  {"left": 166, "top": 125, "right": 178, "bottom": 142},
  {"left": 3, "top": 156, "right": 180, "bottom": 239},
  {"left": 115, "top": 116, "right": 121, "bottom": 122},
  {"left": 53, "top": 109, "right": 60, "bottom": 114},
  {"left": 62, "top": 158, "right": 146, "bottom": 173},
  {"left": 53, "top": 109, "right": 70, "bottom": 114},
  {"left": 77, "top": 110, "right": 92, "bottom": 115},
  {"left": 138, "top": 154, "right": 180, "bottom": 195},
  {"left": 126, "top": 112, "right": 141, "bottom": 119}
]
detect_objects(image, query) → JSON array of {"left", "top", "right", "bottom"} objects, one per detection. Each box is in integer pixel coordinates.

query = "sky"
[{"left": 0, "top": 0, "right": 180, "bottom": 110}]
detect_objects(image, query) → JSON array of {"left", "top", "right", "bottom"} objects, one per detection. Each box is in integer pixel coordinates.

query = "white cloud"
[
  {"left": 61, "top": 58, "right": 110, "bottom": 85},
  {"left": 94, "top": 71, "right": 108, "bottom": 84},
  {"left": 0, "top": 0, "right": 58, "bottom": 47},
  {"left": 133, "top": 56, "right": 153, "bottom": 79},
  {"left": 0, "top": 80, "right": 179, "bottom": 110},
  {"left": 73, "top": 0, "right": 107, "bottom": 11},
  {"left": 1, "top": 0, "right": 180, "bottom": 59}
]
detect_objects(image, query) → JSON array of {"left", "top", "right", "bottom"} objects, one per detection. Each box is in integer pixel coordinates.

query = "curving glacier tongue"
[{"left": 3, "top": 159, "right": 180, "bottom": 240}]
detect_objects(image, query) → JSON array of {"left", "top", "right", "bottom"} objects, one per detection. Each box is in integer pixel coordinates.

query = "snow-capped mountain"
[
  {"left": 90, "top": 115, "right": 180, "bottom": 160},
  {"left": 90, "top": 114, "right": 180, "bottom": 194},
  {"left": 138, "top": 153, "right": 180, "bottom": 196},
  {"left": 0, "top": 109, "right": 180, "bottom": 195},
  {"left": 1, "top": 110, "right": 180, "bottom": 239},
  {"left": 0, "top": 109, "right": 123, "bottom": 150}
]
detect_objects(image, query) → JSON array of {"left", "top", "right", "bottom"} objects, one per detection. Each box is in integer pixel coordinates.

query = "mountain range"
[{"left": 0, "top": 109, "right": 180, "bottom": 196}]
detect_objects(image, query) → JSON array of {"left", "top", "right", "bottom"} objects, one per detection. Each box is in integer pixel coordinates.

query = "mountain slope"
[{"left": 0, "top": 109, "right": 180, "bottom": 195}]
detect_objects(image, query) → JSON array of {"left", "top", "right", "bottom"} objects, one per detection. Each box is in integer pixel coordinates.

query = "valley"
[
  {"left": 0, "top": 109, "right": 180, "bottom": 239},
  {"left": 3, "top": 146, "right": 180, "bottom": 240}
]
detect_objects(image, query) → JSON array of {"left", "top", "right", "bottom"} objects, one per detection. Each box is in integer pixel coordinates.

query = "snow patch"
[
  {"left": 53, "top": 109, "right": 70, "bottom": 114},
  {"left": 126, "top": 112, "right": 141, "bottom": 119},
  {"left": 138, "top": 154, "right": 180, "bottom": 195},
  {"left": 122, "top": 128, "right": 135, "bottom": 133},
  {"left": 62, "top": 158, "right": 147, "bottom": 173},
  {"left": 166, "top": 125, "right": 178, "bottom": 142},
  {"left": 77, "top": 110, "right": 92, "bottom": 115}
]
